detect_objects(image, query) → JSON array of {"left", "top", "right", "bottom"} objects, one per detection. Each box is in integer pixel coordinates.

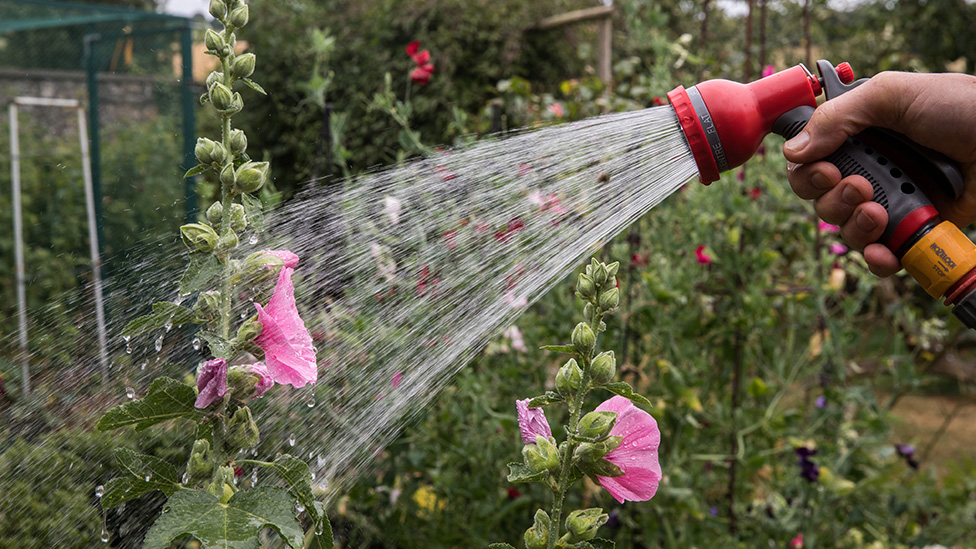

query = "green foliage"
[{"left": 96, "top": 376, "right": 201, "bottom": 431}]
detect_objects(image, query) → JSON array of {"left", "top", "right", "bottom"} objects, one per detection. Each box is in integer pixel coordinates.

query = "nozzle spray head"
[{"left": 667, "top": 64, "right": 848, "bottom": 184}]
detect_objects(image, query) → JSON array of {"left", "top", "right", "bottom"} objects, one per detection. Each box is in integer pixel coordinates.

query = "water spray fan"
[{"left": 667, "top": 60, "right": 976, "bottom": 330}]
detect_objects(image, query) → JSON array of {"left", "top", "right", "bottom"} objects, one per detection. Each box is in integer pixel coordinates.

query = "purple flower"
[
  {"left": 595, "top": 396, "right": 663, "bottom": 503},
  {"left": 254, "top": 265, "right": 318, "bottom": 388},
  {"left": 195, "top": 358, "right": 228, "bottom": 408},
  {"left": 516, "top": 398, "right": 552, "bottom": 444},
  {"left": 895, "top": 443, "right": 919, "bottom": 470},
  {"left": 815, "top": 395, "right": 826, "bottom": 408},
  {"left": 829, "top": 242, "right": 848, "bottom": 255},
  {"left": 795, "top": 447, "right": 819, "bottom": 483}
]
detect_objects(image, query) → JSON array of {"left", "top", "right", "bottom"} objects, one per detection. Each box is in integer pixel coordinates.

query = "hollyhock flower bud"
[
  {"left": 228, "top": 203, "right": 247, "bottom": 232},
  {"left": 594, "top": 396, "right": 662, "bottom": 502},
  {"left": 235, "top": 161, "right": 269, "bottom": 193},
  {"left": 576, "top": 273, "right": 596, "bottom": 300},
  {"left": 226, "top": 405, "right": 260, "bottom": 449},
  {"left": 229, "top": 128, "right": 247, "bottom": 155},
  {"left": 193, "top": 290, "right": 221, "bottom": 322},
  {"left": 181, "top": 222, "right": 219, "bottom": 252},
  {"left": 590, "top": 351, "right": 616, "bottom": 385},
  {"left": 219, "top": 162, "right": 236, "bottom": 188},
  {"left": 230, "top": 53, "right": 255, "bottom": 79},
  {"left": 572, "top": 322, "right": 596, "bottom": 355},
  {"left": 245, "top": 362, "right": 274, "bottom": 398},
  {"left": 254, "top": 265, "right": 318, "bottom": 388},
  {"left": 205, "top": 71, "right": 223, "bottom": 92},
  {"left": 564, "top": 508, "right": 608, "bottom": 542},
  {"left": 204, "top": 29, "right": 225, "bottom": 53},
  {"left": 522, "top": 434, "right": 559, "bottom": 473},
  {"left": 209, "top": 82, "right": 233, "bottom": 111},
  {"left": 606, "top": 261, "right": 620, "bottom": 279},
  {"left": 591, "top": 262, "right": 609, "bottom": 286},
  {"left": 516, "top": 398, "right": 552, "bottom": 444},
  {"left": 208, "top": 0, "right": 227, "bottom": 19},
  {"left": 227, "top": 4, "right": 249, "bottom": 27},
  {"left": 216, "top": 231, "right": 238, "bottom": 254},
  {"left": 195, "top": 137, "right": 217, "bottom": 164},
  {"left": 555, "top": 358, "right": 582, "bottom": 397},
  {"left": 577, "top": 410, "right": 617, "bottom": 440},
  {"left": 205, "top": 201, "right": 223, "bottom": 226},
  {"left": 523, "top": 510, "right": 550, "bottom": 549},
  {"left": 599, "top": 287, "right": 619, "bottom": 312},
  {"left": 236, "top": 316, "right": 262, "bottom": 343},
  {"left": 186, "top": 438, "right": 213, "bottom": 480},
  {"left": 194, "top": 358, "right": 228, "bottom": 408}
]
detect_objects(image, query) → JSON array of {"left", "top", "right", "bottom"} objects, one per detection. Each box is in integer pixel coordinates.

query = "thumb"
[{"left": 783, "top": 72, "right": 910, "bottom": 163}]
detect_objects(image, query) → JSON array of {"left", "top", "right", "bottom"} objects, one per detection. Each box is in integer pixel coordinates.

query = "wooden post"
[
  {"left": 531, "top": 5, "right": 615, "bottom": 83},
  {"left": 597, "top": 16, "right": 612, "bottom": 83}
]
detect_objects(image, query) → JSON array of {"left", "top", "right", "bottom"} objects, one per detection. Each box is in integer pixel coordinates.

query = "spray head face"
[{"left": 667, "top": 63, "right": 851, "bottom": 184}]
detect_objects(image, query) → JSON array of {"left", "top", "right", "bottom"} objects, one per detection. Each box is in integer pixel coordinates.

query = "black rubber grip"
[{"left": 773, "top": 106, "right": 938, "bottom": 255}]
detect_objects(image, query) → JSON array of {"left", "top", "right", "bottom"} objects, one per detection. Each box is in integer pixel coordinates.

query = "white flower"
[{"left": 382, "top": 196, "right": 402, "bottom": 225}]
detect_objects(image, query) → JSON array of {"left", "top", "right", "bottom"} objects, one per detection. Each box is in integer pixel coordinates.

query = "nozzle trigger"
[{"left": 816, "top": 59, "right": 868, "bottom": 100}]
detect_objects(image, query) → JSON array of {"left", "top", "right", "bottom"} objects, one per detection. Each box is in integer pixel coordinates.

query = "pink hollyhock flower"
[
  {"left": 516, "top": 398, "right": 552, "bottom": 444},
  {"left": 829, "top": 242, "right": 848, "bottom": 255},
  {"left": 762, "top": 65, "right": 777, "bottom": 78},
  {"left": 547, "top": 102, "right": 565, "bottom": 118},
  {"left": 244, "top": 362, "right": 274, "bottom": 398},
  {"left": 819, "top": 221, "right": 840, "bottom": 233},
  {"left": 504, "top": 325, "right": 528, "bottom": 353},
  {"left": 195, "top": 358, "right": 228, "bottom": 408},
  {"left": 594, "top": 395, "right": 662, "bottom": 503},
  {"left": 695, "top": 245, "right": 712, "bottom": 265},
  {"left": 260, "top": 250, "right": 299, "bottom": 269},
  {"left": 254, "top": 265, "right": 318, "bottom": 388},
  {"left": 392, "top": 371, "right": 403, "bottom": 389},
  {"left": 789, "top": 534, "right": 804, "bottom": 548}
]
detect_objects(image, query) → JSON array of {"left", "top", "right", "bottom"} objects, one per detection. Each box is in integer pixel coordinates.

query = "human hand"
[{"left": 783, "top": 71, "right": 976, "bottom": 276}]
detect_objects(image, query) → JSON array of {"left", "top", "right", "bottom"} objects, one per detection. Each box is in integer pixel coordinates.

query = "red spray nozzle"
[{"left": 667, "top": 64, "right": 827, "bottom": 184}]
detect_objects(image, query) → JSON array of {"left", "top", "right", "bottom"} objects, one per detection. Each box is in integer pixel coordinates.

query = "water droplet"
[
  {"left": 100, "top": 528, "right": 110, "bottom": 543},
  {"left": 95, "top": 485, "right": 105, "bottom": 498},
  {"left": 316, "top": 455, "right": 326, "bottom": 468},
  {"left": 144, "top": 473, "right": 152, "bottom": 482},
  {"left": 248, "top": 233, "right": 258, "bottom": 245},
  {"left": 122, "top": 335, "right": 131, "bottom": 343},
  {"left": 182, "top": 472, "right": 190, "bottom": 484},
  {"left": 139, "top": 361, "right": 148, "bottom": 371},
  {"left": 295, "top": 502, "right": 305, "bottom": 514},
  {"left": 154, "top": 334, "right": 164, "bottom": 352},
  {"left": 125, "top": 387, "right": 135, "bottom": 399},
  {"left": 240, "top": 312, "right": 248, "bottom": 319},
  {"left": 310, "top": 471, "right": 316, "bottom": 480},
  {"left": 315, "top": 524, "right": 324, "bottom": 536},
  {"left": 250, "top": 470, "right": 258, "bottom": 485},
  {"left": 125, "top": 343, "right": 132, "bottom": 354},
  {"left": 192, "top": 338, "right": 202, "bottom": 351},
  {"left": 164, "top": 321, "right": 173, "bottom": 332},
  {"left": 288, "top": 434, "right": 296, "bottom": 447},
  {"left": 306, "top": 396, "right": 316, "bottom": 408}
]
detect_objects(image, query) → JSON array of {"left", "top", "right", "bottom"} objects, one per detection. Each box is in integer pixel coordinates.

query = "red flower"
[
  {"left": 406, "top": 40, "right": 434, "bottom": 85},
  {"left": 652, "top": 97, "right": 665, "bottom": 106},
  {"left": 748, "top": 187, "right": 761, "bottom": 201},
  {"left": 695, "top": 245, "right": 712, "bottom": 265},
  {"left": 632, "top": 253, "right": 649, "bottom": 267}
]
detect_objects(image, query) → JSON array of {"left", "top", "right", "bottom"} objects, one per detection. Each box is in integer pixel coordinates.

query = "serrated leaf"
[
  {"left": 240, "top": 77, "right": 267, "bottom": 95},
  {"left": 183, "top": 164, "right": 209, "bottom": 179},
  {"left": 506, "top": 462, "right": 548, "bottom": 484},
  {"left": 197, "top": 330, "right": 237, "bottom": 360},
  {"left": 576, "top": 539, "right": 615, "bottom": 549},
  {"left": 307, "top": 510, "right": 334, "bottom": 549},
  {"left": 102, "top": 449, "right": 182, "bottom": 508},
  {"left": 142, "top": 487, "right": 304, "bottom": 549},
  {"left": 527, "top": 391, "right": 565, "bottom": 408},
  {"left": 241, "top": 192, "right": 265, "bottom": 232},
  {"left": 488, "top": 544, "right": 517, "bottom": 549},
  {"left": 179, "top": 252, "right": 223, "bottom": 295},
  {"left": 239, "top": 454, "right": 320, "bottom": 531},
  {"left": 540, "top": 344, "right": 577, "bottom": 354},
  {"left": 96, "top": 377, "right": 202, "bottom": 431},
  {"left": 121, "top": 301, "right": 197, "bottom": 338},
  {"left": 602, "top": 381, "right": 652, "bottom": 407}
]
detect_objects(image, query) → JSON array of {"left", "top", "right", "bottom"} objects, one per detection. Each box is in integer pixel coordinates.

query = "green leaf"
[
  {"left": 488, "top": 544, "right": 517, "bottom": 549},
  {"left": 121, "top": 301, "right": 197, "bottom": 338},
  {"left": 578, "top": 457, "right": 624, "bottom": 479},
  {"left": 96, "top": 377, "right": 202, "bottom": 431},
  {"left": 540, "top": 344, "right": 577, "bottom": 354},
  {"left": 179, "top": 252, "right": 222, "bottom": 295},
  {"left": 527, "top": 391, "right": 564, "bottom": 408},
  {"left": 198, "top": 329, "right": 237, "bottom": 360},
  {"left": 602, "top": 381, "right": 652, "bottom": 407},
  {"left": 183, "top": 164, "right": 209, "bottom": 179},
  {"left": 576, "top": 539, "right": 615, "bottom": 549},
  {"left": 506, "top": 462, "right": 548, "bottom": 484},
  {"left": 241, "top": 192, "right": 265, "bottom": 232},
  {"left": 306, "top": 508, "right": 334, "bottom": 549},
  {"left": 239, "top": 77, "right": 267, "bottom": 95},
  {"left": 101, "top": 449, "right": 182, "bottom": 508},
  {"left": 239, "top": 454, "right": 320, "bottom": 531},
  {"left": 142, "top": 487, "right": 304, "bottom": 549}
]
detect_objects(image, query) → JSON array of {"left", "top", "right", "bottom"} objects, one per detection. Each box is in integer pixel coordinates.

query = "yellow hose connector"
[{"left": 901, "top": 221, "right": 976, "bottom": 298}]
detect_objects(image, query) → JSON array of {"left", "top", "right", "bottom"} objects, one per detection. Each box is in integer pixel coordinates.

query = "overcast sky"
[{"left": 159, "top": 0, "right": 208, "bottom": 18}]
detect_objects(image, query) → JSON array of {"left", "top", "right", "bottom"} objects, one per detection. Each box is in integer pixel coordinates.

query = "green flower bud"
[
  {"left": 523, "top": 509, "right": 550, "bottom": 549},
  {"left": 208, "top": 0, "right": 226, "bottom": 19},
  {"left": 555, "top": 358, "right": 583, "bottom": 397},
  {"left": 210, "top": 142, "right": 229, "bottom": 165},
  {"left": 220, "top": 92, "right": 244, "bottom": 115},
  {"left": 599, "top": 287, "right": 620, "bottom": 312},
  {"left": 230, "top": 53, "right": 256, "bottom": 79},
  {"left": 205, "top": 71, "right": 223, "bottom": 91},
  {"left": 216, "top": 231, "right": 239, "bottom": 254},
  {"left": 225, "top": 405, "right": 260, "bottom": 450},
  {"left": 227, "top": 4, "right": 249, "bottom": 28},
  {"left": 204, "top": 29, "right": 225, "bottom": 53},
  {"left": 186, "top": 439, "right": 213, "bottom": 481},
  {"left": 583, "top": 302, "right": 596, "bottom": 324},
  {"left": 228, "top": 203, "right": 247, "bottom": 232},
  {"left": 194, "top": 137, "right": 217, "bottom": 164},
  {"left": 229, "top": 128, "right": 247, "bottom": 155},
  {"left": 576, "top": 273, "right": 596, "bottom": 301},
  {"left": 206, "top": 201, "right": 223, "bottom": 226},
  {"left": 180, "top": 222, "right": 219, "bottom": 252},
  {"left": 210, "top": 465, "right": 237, "bottom": 503},
  {"left": 571, "top": 322, "right": 596, "bottom": 356},
  {"left": 193, "top": 290, "right": 221, "bottom": 323},
  {"left": 590, "top": 351, "right": 616, "bottom": 385},
  {"left": 592, "top": 261, "right": 609, "bottom": 287},
  {"left": 564, "top": 508, "right": 608, "bottom": 542},
  {"left": 522, "top": 434, "right": 559, "bottom": 474},
  {"left": 235, "top": 161, "right": 269, "bottom": 193},
  {"left": 606, "top": 261, "right": 620, "bottom": 280},
  {"left": 236, "top": 317, "right": 262, "bottom": 343},
  {"left": 209, "top": 82, "right": 234, "bottom": 110},
  {"left": 219, "top": 162, "right": 237, "bottom": 188},
  {"left": 242, "top": 251, "right": 284, "bottom": 275},
  {"left": 577, "top": 410, "right": 617, "bottom": 440}
]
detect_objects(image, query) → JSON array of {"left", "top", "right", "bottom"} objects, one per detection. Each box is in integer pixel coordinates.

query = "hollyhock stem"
[{"left": 218, "top": 39, "right": 236, "bottom": 340}]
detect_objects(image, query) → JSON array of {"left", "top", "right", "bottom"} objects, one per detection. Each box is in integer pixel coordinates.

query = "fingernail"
[
  {"left": 855, "top": 210, "right": 878, "bottom": 232},
  {"left": 811, "top": 172, "right": 832, "bottom": 191},
  {"left": 841, "top": 184, "right": 862, "bottom": 207},
  {"left": 785, "top": 131, "right": 810, "bottom": 153}
]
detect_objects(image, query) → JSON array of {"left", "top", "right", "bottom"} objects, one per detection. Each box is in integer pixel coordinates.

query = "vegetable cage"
[{"left": 1, "top": 0, "right": 200, "bottom": 395}]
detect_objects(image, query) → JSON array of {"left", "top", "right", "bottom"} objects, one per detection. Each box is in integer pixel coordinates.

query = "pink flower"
[
  {"left": 195, "top": 358, "right": 228, "bottom": 408},
  {"left": 516, "top": 398, "right": 552, "bottom": 444},
  {"left": 504, "top": 325, "right": 528, "bottom": 353},
  {"left": 818, "top": 221, "right": 840, "bottom": 233},
  {"left": 260, "top": 250, "right": 299, "bottom": 268},
  {"left": 695, "top": 245, "right": 712, "bottom": 265},
  {"left": 594, "top": 395, "right": 662, "bottom": 503},
  {"left": 547, "top": 103, "right": 565, "bottom": 118},
  {"left": 406, "top": 41, "right": 435, "bottom": 85},
  {"left": 762, "top": 65, "right": 776, "bottom": 78},
  {"left": 244, "top": 362, "right": 274, "bottom": 398},
  {"left": 829, "top": 242, "right": 848, "bottom": 255},
  {"left": 789, "top": 534, "right": 804, "bottom": 548},
  {"left": 392, "top": 371, "right": 403, "bottom": 389},
  {"left": 254, "top": 265, "right": 318, "bottom": 388}
]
